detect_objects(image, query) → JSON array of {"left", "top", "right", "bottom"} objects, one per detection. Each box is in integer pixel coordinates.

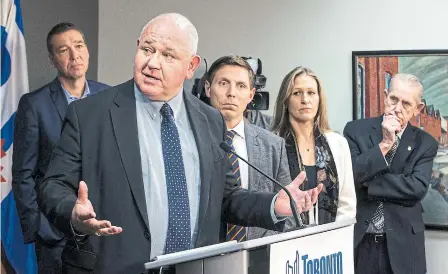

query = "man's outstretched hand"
[
  {"left": 71, "top": 181, "right": 123, "bottom": 236},
  {"left": 274, "top": 171, "right": 323, "bottom": 216}
]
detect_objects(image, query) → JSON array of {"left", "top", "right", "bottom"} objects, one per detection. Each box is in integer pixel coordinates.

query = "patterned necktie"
[
  {"left": 160, "top": 103, "right": 191, "bottom": 254},
  {"left": 385, "top": 137, "right": 399, "bottom": 164},
  {"left": 225, "top": 130, "right": 247, "bottom": 242},
  {"left": 371, "top": 136, "right": 399, "bottom": 232}
]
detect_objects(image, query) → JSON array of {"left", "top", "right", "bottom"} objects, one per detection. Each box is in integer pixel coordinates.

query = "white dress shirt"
[
  {"left": 229, "top": 118, "right": 249, "bottom": 189},
  {"left": 230, "top": 118, "right": 285, "bottom": 223}
]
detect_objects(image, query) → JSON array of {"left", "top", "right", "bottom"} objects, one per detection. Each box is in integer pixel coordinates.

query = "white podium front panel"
[{"left": 269, "top": 223, "right": 354, "bottom": 274}]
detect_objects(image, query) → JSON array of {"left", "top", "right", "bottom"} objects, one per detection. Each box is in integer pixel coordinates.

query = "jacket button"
[
  {"left": 364, "top": 220, "right": 369, "bottom": 225},
  {"left": 144, "top": 232, "right": 150, "bottom": 239}
]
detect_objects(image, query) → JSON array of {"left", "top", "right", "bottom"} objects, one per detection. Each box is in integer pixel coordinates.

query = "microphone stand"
[{"left": 220, "top": 142, "right": 314, "bottom": 231}]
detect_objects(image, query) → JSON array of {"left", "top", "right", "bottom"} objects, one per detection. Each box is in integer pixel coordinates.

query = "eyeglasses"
[{"left": 386, "top": 95, "right": 414, "bottom": 111}]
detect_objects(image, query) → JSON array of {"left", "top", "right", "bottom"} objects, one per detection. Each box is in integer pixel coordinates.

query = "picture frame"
[{"left": 352, "top": 50, "right": 448, "bottom": 229}]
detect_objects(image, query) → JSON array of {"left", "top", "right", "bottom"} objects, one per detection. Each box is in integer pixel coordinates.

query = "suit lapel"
[
  {"left": 49, "top": 78, "right": 68, "bottom": 121},
  {"left": 110, "top": 79, "right": 149, "bottom": 231},
  {"left": 369, "top": 116, "right": 416, "bottom": 170},
  {"left": 183, "top": 91, "right": 213, "bottom": 245},
  {"left": 86, "top": 80, "right": 100, "bottom": 96},
  {"left": 391, "top": 125, "right": 416, "bottom": 171},
  {"left": 369, "top": 116, "right": 384, "bottom": 146},
  {"left": 244, "top": 122, "right": 260, "bottom": 190}
]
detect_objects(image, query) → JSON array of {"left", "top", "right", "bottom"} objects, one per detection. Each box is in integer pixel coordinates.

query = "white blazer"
[{"left": 307, "top": 132, "right": 357, "bottom": 224}]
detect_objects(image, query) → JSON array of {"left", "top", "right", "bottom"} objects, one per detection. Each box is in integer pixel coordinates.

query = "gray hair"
[
  {"left": 388, "top": 73, "right": 424, "bottom": 103},
  {"left": 139, "top": 13, "right": 199, "bottom": 55}
]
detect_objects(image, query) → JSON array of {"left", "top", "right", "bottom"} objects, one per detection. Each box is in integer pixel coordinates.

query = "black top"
[{"left": 304, "top": 165, "right": 317, "bottom": 189}]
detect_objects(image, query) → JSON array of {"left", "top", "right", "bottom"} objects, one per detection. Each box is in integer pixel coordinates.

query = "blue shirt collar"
[
  {"left": 61, "top": 80, "right": 91, "bottom": 104},
  {"left": 134, "top": 84, "right": 184, "bottom": 121}
]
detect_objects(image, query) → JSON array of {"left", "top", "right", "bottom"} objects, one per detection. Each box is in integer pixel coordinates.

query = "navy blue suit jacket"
[{"left": 12, "top": 78, "right": 109, "bottom": 244}]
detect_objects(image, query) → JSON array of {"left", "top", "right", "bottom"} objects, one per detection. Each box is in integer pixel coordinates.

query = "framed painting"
[{"left": 352, "top": 50, "right": 448, "bottom": 229}]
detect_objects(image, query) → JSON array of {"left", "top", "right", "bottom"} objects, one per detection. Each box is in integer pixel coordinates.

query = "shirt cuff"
[
  {"left": 70, "top": 221, "right": 88, "bottom": 242},
  {"left": 271, "top": 193, "right": 287, "bottom": 224}
]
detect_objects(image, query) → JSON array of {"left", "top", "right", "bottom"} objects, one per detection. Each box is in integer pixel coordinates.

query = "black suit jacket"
[
  {"left": 343, "top": 116, "right": 438, "bottom": 274},
  {"left": 12, "top": 78, "right": 109, "bottom": 245},
  {"left": 39, "top": 79, "right": 282, "bottom": 273}
]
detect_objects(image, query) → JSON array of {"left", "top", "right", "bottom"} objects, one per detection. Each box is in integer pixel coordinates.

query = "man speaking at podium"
[{"left": 39, "top": 13, "right": 322, "bottom": 273}]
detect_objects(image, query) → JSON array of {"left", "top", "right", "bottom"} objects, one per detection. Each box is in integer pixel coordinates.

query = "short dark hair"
[
  {"left": 46, "top": 22, "right": 86, "bottom": 55},
  {"left": 206, "top": 55, "right": 255, "bottom": 89}
]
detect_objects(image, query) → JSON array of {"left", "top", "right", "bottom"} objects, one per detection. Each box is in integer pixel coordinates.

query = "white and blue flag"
[{"left": 1, "top": 0, "right": 38, "bottom": 272}]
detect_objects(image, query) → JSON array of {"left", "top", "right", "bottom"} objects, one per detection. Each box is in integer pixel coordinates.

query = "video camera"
[
  {"left": 189, "top": 57, "right": 269, "bottom": 110},
  {"left": 243, "top": 57, "right": 269, "bottom": 111}
]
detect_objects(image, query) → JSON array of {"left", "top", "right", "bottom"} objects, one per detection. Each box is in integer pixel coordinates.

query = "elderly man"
[
  {"left": 344, "top": 74, "right": 438, "bottom": 274},
  {"left": 39, "top": 13, "right": 322, "bottom": 273},
  {"left": 12, "top": 22, "right": 109, "bottom": 273},
  {"left": 204, "top": 55, "right": 291, "bottom": 241}
]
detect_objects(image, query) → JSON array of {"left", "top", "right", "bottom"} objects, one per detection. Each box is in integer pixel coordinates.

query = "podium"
[{"left": 145, "top": 218, "right": 355, "bottom": 274}]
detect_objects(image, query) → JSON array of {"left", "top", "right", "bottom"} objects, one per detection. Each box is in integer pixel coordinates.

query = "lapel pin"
[{"left": 408, "top": 146, "right": 412, "bottom": 151}]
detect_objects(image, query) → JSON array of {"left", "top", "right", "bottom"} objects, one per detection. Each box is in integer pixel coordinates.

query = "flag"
[{"left": 1, "top": 0, "right": 38, "bottom": 273}]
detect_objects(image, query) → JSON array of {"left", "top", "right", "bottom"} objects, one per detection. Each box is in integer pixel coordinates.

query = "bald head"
[
  {"left": 139, "top": 13, "right": 198, "bottom": 55},
  {"left": 133, "top": 13, "right": 201, "bottom": 102}
]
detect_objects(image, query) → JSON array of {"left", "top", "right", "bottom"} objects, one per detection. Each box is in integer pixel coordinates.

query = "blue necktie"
[
  {"left": 160, "top": 103, "right": 191, "bottom": 254},
  {"left": 225, "top": 130, "right": 247, "bottom": 242}
]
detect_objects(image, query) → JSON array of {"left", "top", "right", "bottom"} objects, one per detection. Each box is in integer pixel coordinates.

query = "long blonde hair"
[{"left": 271, "top": 66, "right": 330, "bottom": 139}]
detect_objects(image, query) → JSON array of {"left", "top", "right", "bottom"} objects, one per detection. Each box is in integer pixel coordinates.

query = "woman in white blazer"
[{"left": 271, "top": 66, "right": 356, "bottom": 225}]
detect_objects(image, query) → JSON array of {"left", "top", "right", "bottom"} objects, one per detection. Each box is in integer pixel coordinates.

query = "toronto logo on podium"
[{"left": 285, "top": 250, "right": 343, "bottom": 274}]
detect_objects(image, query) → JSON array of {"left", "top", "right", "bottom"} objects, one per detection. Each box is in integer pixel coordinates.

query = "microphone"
[{"left": 219, "top": 142, "right": 306, "bottom": 229}]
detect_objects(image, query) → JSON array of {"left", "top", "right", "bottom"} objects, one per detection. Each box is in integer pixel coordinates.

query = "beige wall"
[
  {"left": 98, "top": 0, "right": 448, "bottom": 133},
  {"left": 22, "top": 0, "right": 99, "bottom": 91}
]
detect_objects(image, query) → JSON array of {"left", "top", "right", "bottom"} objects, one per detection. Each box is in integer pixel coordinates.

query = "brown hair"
[
  {"left": 271, "top": 66, "right": 330, "bottom": 139},
  {"left": 47, "top": 22, "right": 86, "bottom": 55},
  {"left": 206, "top": 55, "right": 255, "bottom": 89}
]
